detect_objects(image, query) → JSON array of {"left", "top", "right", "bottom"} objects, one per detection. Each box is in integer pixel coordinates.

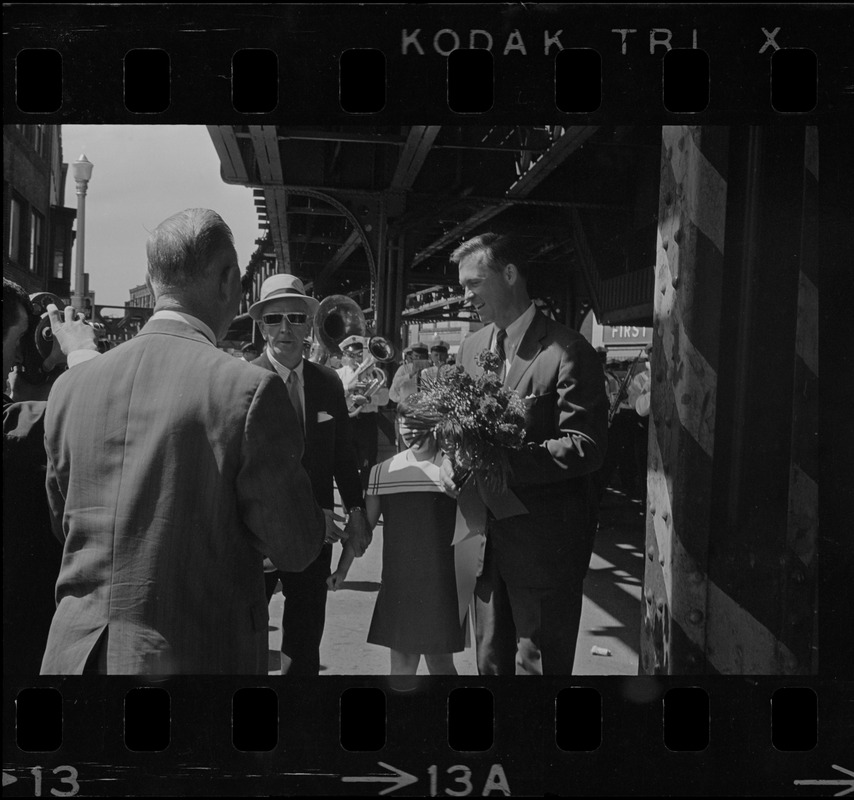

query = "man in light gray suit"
[{"left": 41, "top": 208, "right": 325, "bottom": 675}]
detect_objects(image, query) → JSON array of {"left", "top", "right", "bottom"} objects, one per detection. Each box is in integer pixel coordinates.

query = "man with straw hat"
[{"left": 249, "top": 273, "right": 371, "bottom": 675}]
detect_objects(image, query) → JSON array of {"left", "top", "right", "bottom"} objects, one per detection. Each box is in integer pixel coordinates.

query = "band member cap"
[{"left": 340, "top": 335, "right": 368, "bottom": 351}]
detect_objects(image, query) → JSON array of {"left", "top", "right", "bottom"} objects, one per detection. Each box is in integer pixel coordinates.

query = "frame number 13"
[{"left": 27, "top": 766, "right": 80, "bottom": 796}]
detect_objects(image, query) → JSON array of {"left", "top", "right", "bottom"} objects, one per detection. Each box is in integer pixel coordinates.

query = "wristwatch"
[{"left": 347, "top": 506, "right": 366, "bottom": 519}]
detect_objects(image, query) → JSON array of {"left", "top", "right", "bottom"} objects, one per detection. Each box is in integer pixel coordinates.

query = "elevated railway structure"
[{"left": 210, "top": 123, "right": 825, "bottom": 675}]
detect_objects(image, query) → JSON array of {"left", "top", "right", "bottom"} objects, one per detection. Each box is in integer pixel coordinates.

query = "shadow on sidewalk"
[
  {"left": 338, "top": 580, "right": 380, "bottom": 592},
  {"left": 576, "top": 487, "right": 645, "bottom": 671}
]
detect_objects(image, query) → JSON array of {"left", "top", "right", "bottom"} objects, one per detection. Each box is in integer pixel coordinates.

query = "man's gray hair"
[
  {"left": 3, "top": 278, "right": 33, "bottom": 339},
  {"left": 450, "top": 233, "right": 529, "bottom": 279},
  {"left": 146, "top": 209, "right": 235, "bottom": 289}
]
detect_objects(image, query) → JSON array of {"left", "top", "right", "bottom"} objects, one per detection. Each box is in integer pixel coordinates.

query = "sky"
[{"left": 61, "top": 125, "right": 261, "bottom": 309}]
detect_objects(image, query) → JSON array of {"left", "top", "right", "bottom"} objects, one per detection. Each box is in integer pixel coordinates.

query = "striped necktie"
[
  {"left": 495, "top": 328, "right": 507, "bottom": 361},
  {"left": 495, "top": 328, "right": 508, "bottom": 381}
]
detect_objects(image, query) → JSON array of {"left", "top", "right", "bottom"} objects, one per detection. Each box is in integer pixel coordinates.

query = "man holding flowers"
[{"left": 440, "top": 233, "right": 609, "bottom": 675}]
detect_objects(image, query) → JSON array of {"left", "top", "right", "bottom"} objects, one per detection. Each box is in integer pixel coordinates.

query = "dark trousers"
[
  {"left": 599, "top": 411, "right": 637, "bottom": 497},
  {"left": 633, "top": 416, "right": 649, "bottom": 501},
  {"left": 264, "top": 543, "right": 332, "bottom": 676},
  {"left": 474, "top": 544, "right": 585, "bottom": 675},
  {"left": 349, "top": 412, "right": 379, "bottom": 490},
  {"left": 473, "top": 506, "right": 593, "bottom": 676}
]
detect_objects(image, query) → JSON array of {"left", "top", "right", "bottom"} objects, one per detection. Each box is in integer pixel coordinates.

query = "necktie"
[
  {"left": 495, "top": 328, "right": 508, "bottom": 382},
  {"left": 286, "top": 371, "right": 304, "bottom": 429},
  {"left": 495, "top": 328, "right": 507, "bottom": 362}
]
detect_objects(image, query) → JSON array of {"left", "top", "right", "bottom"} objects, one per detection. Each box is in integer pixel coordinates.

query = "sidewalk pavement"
[{"left": 268, "top": 430, "right": 644, "bottom": 676}]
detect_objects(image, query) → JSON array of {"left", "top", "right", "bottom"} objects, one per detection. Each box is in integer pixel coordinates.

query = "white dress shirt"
[
  {"left": 267, "top": 349, "right": 306, "bottom": 429},
  {"left": 389, "top": 362, "right": 422, "bottom": 403},
  {"left": 492, "top": 302, "right": 537, "bottom": 374},
  {"left": 151, "top": 309, "right": 218, "bottom": 346},
  {"left": 336, "top": 363, "right": 389, "bottom": 413}
]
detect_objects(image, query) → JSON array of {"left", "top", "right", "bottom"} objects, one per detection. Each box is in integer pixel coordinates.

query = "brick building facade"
[
  {"left": 127, "top": 282, "right": 154, "bottom": 309},
  {"left": 3, "top": 124, "right": 75, "bottom": 299}
]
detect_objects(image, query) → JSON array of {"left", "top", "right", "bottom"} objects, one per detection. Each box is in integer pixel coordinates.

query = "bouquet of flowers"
[{"left": 411, "top": 350, "right": 527, "bottom": 493}]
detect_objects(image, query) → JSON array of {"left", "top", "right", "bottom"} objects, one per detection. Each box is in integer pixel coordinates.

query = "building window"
[
  {"left": 32, "top": 125, "right": 46, "bottom": 157},
  {"left": 8, "top": 196, "right": 23, "bottom": 262},
  {"left": 53, "top": 247, "right": 65, "bottom": 280},
  {"left": 30, "top": 209, "right": 44, "bottom": 273}
]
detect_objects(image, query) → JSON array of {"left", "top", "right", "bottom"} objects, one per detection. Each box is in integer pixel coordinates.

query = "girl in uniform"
[{"left": 328, "top": 396, "right": 464, "bottom": 674}]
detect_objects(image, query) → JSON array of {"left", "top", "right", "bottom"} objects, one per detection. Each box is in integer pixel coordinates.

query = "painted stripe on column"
[
  {"left": 648, "top": 427, "right": 673, "bottom": 606},
  {"left": 651, "top": 423, "right": 801, "bottom": 673},
  {"left": 706, "top": 582, "right": 800, "bottom": 674},
  {"left": 647, "top": 126, "right": 729, "bottom": 674},
  {"left": 789, "top": 356, "right": 819, "bottom": 481},
  {"left": 648, "top": 428, "right": 710, "bottom": 664},
  {"left": 805, "top": 127, "right": 819, "bottom": 181},
  {"left": 787, "top": 462, "right": 818, "bottom": 567},
  {"left": 656, "top": 226, "right": 717, "bottom": 459},
  {"left": 795, "top": 271, "right": 818, "bottom": 377},
  {"left": 662, "top": 126, "right": 727, "bottom": 254},
  {"left": 786, "top": 126, "right": 819, "bottom": 578},
  {"left": 657, "top": 143, "right": 726, "bottom": 372}
]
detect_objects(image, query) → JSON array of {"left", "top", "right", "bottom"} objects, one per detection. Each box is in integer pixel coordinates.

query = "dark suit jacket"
[
  {"left": 3, "top": 396, "right": 62, "bottom": 675},
  {"left": 457, "top": 311, "right": 609, "bottom": 586},
  {"left": 251, "top": 352, "right": 364, "bottom": 514},
  {"left": 40, "top": 318, "right": 325, "bottom": 675}
]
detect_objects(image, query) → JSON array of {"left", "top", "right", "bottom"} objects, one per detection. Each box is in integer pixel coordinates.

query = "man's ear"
[
  {"left": 220, "top": 263, "right": 237, "bottom": 301},
  {"left": 504, "top": 262, "right": 519, "bottom": 285}
]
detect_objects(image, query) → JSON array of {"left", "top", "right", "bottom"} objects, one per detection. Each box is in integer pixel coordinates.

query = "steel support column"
[
  {"left": 373, "top": 196, "right": 392, "bottom": 337},
  {"left": 706, "top": 126, "right": 814, "bottom": 675},
  {"left": 642, "top": 125, "right": 818, "bottom": 675},
  {"left": 383, "top": 232, "right": 408, "bottom": 353},
  {"left": 642, "top": 126, "right": 729, "bottom": 674}
]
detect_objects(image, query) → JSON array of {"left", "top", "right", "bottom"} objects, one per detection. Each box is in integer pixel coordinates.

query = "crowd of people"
[
  {"left": 4, "top": 210, "right": 613, "bottom": 677},
  {"left": 595, "top": 346, "right": 651, "bottom": 508}
]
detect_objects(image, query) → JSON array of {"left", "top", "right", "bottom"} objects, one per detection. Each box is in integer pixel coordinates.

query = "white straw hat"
[{"left": 248, "top": 274, "right": 319, "bottom": 320}]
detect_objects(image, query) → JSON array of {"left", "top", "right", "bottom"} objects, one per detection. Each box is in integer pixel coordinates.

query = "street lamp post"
[{"left": 71, "top": 154, "right": 94, "bottom": 315}]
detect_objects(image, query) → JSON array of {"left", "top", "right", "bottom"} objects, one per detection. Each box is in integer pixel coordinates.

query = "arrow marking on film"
[
  {"left": 342, "top": 762, "right": 419, "bottom": 795},
  {"left": 2, "top": 771, "right": 18, "bottom": 787},
  {"left": 794, "top": 765, "right": 854, "bottom": 797}
]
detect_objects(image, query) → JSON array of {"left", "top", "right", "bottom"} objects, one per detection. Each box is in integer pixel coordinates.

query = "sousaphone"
[{"left": 312, "top": 294, "right": 395, "bottom": 365}]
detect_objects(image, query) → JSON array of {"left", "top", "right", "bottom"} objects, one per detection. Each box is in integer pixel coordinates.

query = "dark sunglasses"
[{"left": 261, "top": 312, "right": 309, "bottom": 327}]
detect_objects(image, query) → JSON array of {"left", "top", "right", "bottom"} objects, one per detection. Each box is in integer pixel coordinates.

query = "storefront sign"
[{"left": 602, "top": 325, "right": 652, "bottom": 346}]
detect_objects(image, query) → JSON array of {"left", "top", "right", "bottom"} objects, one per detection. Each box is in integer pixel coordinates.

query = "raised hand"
[{"left": 44, "top": 304, "right": 98, "bottom": 370}]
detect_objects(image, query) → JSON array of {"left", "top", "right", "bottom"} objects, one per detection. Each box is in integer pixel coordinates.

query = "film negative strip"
[{"left": 4, "top": 3, "right": 852, "bottom": 796}]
